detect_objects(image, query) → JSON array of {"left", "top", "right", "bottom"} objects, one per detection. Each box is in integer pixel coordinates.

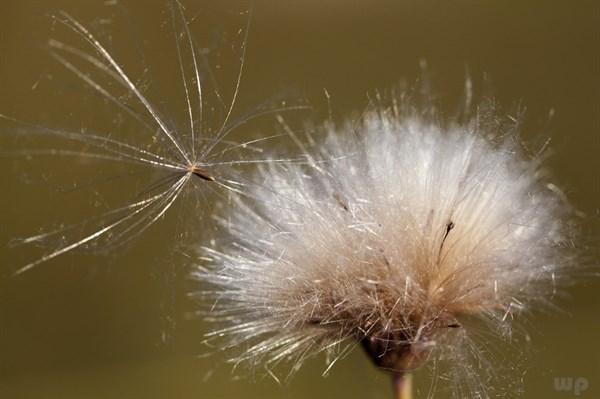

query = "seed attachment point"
[{"left": 190, "top": 165, "right": 215, "bottom": 181}]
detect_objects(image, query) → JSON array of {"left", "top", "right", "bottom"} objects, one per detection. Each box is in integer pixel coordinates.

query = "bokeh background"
[{"left": 0, "top": 0, "right": 598, "bottom": 398}]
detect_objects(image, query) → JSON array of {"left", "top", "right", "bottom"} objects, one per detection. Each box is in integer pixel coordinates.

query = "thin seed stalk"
[{"left": 392, "top": 372, "right": 413, "bottom": 399}]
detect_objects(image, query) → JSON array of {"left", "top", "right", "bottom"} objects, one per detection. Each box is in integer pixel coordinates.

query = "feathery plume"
[
  {"left": 3, "top": 2, "right": 305, "bottom": 274},
  {"left": 196, "top": 91, "right": 577, "bottom": 397}
]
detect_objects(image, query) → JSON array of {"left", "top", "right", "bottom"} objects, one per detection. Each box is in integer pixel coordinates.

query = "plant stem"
[{"left": 392, "top": 372, "right": 413, "bottom": 399}]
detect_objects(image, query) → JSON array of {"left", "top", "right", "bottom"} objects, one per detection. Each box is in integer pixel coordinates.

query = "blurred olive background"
[{"left": 0, "top": 0, "right": 598, "bottom": 398}]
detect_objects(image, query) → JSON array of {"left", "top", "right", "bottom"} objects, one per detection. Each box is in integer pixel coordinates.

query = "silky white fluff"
[{"left": 194, "top": 97, "right": 574, "bottom": 395}]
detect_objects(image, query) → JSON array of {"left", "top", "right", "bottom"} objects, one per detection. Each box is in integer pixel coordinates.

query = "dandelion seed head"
[{"left": 196, "top": 91, "right": 577, "bottom": 396}]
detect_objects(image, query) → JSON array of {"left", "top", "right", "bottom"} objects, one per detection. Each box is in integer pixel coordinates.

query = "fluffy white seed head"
[{"left": 195, "top": 94, "right": 575, "bottom": 395}]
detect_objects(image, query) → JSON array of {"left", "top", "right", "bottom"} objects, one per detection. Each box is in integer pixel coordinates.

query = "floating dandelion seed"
[
  {"left": 3, "top": 2, "right": 306, "bottom": 275},
  {"left": 196, "top": 91, "right": 577, "bottom": 398}
]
